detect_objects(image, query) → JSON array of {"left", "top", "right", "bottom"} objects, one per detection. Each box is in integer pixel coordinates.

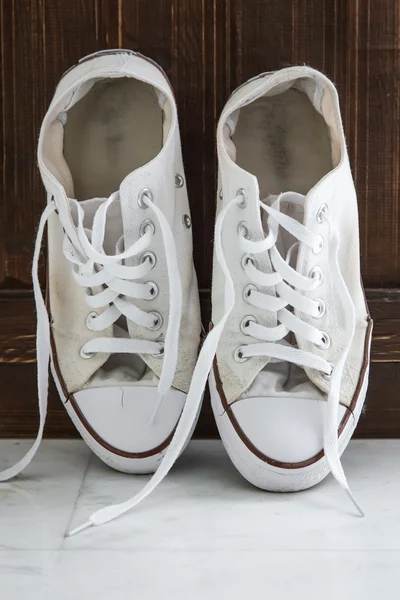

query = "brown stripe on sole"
[{"left": 213, "top": 317, "right": 373, "bottom": 470}]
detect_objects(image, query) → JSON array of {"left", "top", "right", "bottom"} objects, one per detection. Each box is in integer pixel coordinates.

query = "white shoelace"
[
  {"left": 236, "top": 191, "right": 363, "bottom": 515},
  {"left": 67, "top": 188, "right": 362, "bottom": 533},
  {"left": 65, "top": 192, "right": 182, "bottom": 398},
  {"left": 0, "top": 187, "right": 362, "bottom": 534},
  {"left": 231, "top": 191, "right": 362, "bottom": 514},
  {"left": 140, "top": 189, "right": 362, "bottom": 523},
  {"left": 0, "top": 191, "right": 185, "bottom": 521}
]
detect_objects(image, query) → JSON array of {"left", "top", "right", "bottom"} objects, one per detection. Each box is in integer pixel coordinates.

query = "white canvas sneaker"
[
  {"left": 0, "top": 50, "right": 202, "bottom": 532},
  {"left": 187, "top": 66, "right": 372, "bottom": 514},
  {"left": 210, "top": 66, "right": 373, "bottom": 511}
]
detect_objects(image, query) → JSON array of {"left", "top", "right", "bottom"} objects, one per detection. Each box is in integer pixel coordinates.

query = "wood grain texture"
[
  {"left": 0, "top": 0, "right": 399, "bottom": 438},
  {"left": 0, "top": 361, "right": 399, "bottom": 439},
  {"left": 1, "top": 0, "right": 399, "bottom": 291},
  {"left": 1, "top": 290, "right": 400, "bottom": 364}
]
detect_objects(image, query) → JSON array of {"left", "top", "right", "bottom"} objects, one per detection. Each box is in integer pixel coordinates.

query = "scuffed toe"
[{"left": 231, "top": 395, "right": 348, "bottom": 464}]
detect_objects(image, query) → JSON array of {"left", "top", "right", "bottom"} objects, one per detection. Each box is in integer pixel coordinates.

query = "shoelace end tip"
[
  {"left": 345, "top": 488, "right": 365, "bottom": 518},
  {"left": 66, "top": 521, "right": 93, "bottom": 537}
]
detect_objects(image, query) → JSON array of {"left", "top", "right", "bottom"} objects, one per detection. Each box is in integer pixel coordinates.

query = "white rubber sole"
[
  {"left": 51, "top": 363, "right": 200, "bottom": 475},
  {"left": 209, "top": 359, "right": 370, "bottom": 493}
]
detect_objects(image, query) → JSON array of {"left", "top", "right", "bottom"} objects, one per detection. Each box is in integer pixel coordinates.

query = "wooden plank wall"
[{"left": 0, "top": 0, "right": 399, "bottom": 438}]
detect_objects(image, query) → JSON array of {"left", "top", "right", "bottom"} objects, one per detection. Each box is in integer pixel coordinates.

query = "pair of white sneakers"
[{"left": 0, "top": 50, "right": 372, "bottom": 535}]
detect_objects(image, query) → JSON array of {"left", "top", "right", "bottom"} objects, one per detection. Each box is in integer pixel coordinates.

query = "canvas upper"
[
  {"left": 0, "top": 51, "right": 202, "bottom": 533},
  {"left": 205, "top": 66, "right": 372, "bottom": 511},
  {"left": 41, "top": 51, "right": 201, "bottom": 399}
]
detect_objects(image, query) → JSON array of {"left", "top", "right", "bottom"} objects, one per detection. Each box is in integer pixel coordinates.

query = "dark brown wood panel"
[
  {"left": 0, "top": 360, "right": 398, "bottom": 439},
  {"left": 0, "top": 1, "right": 399, "bottom": 438},
  {"left": 355, "top": 0, "right": 400, "bottom": 287},
  {"left": 0, "top": 0, "right": 46, "bottom": 288},
  {"left": 2, "top": 0, "right": 400, "bottom": 292},
  {"left": 0, "top": 289, "right": 399, "bottom": 439},
  {"left": 220, "top": 0, "right": 400, "bottom": 288},
  {"left": 170, "top": 0, "right": 218, "bottom": 290},
  {"left": 1, "top": 289, "right": 400, "bottom": 364}
]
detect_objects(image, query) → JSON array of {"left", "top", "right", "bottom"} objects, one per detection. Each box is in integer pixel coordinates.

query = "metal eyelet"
[
  {"left": 241, "top": 253, "right": 257, "bottom": 270},
  {"left": 313, "top": 234, "right": 324, "bottom": 254},
  {"left": 80, "top": 346, "right": 95, "bottom": 359},
  {"left": 152, "top": 342, "right": 165, "bottom": 358},
  {"left": 147, "top": 311, "right": 163, "bottom": 331},
  {"left": 139, "top": 220, "right": 155, "bottom": 237},
  {"left": 182, "top": 214, "right": 192, "bottom": 228},
  {"left": 315, "top": 332, "right": 330, "bottom": 350},
  {"left": 309, "top": 266, "right": 324, "bottom": 287},
  {"left": 243, "top": 284, "right": 257, "bottom": 303},
  {"left": 85, "top": 311, "right": 98, "bottom": 330},
  {"left": 140, "top": 251, "right": 157, "bottom": 269},
  {"left": 314, "top": 299, "right": 326, "bottom": 318},
  {"left": 175, "top": 173, "right": 184, "bottom": 188},
  {"left": 238, "top": 221, "right": 250, "bottom": 239},
  {"left": 316, "top": 204, "right": 328, "bottom": 224},
  {"left": 322, "top": 362, "right": 334, "bottom": 380},
  {"left": 147, "top": 281, "right": 159, "bottom": 299},
  {"left": 240, "top": 315, "right": 257, "bottom": 335},
  {"left": 237, "top": 188, "right": 247, "bottom": 208},
  {"left": 234, "top": 346, "right": 250, "bottom": 362},
  {"left": 137, "top": 188, "right": 152, "bottom": 209}
]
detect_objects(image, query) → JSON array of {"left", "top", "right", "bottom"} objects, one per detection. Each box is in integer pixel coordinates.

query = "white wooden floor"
[{"left": 1, "top": 439, "right": 399, "bottom": 599}]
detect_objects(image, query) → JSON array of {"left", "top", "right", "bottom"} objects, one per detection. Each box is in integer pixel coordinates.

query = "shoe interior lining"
[
  {"left": 232, "top": 86, "right": 333, "bottom": 199},
  {"left": 63, "top": 77, "right": 163, "bottom": 200}
]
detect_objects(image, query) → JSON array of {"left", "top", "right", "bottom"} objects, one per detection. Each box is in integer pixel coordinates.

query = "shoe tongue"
[
  {"left": 71, "top": 196, "right": 123, "bottom": 255},
  {"left": 262, "top": 191, "right": 305, "bottom": 221},
  {"left": 261, "top": 191, "right": 305, "bottom": 259}
]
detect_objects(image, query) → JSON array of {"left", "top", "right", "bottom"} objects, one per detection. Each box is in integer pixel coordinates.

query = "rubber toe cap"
[
  {"left": 231, "top": 395, "right": 348, "bottom": 464},
  {"left": 73, "top": 385, "right": 186, "bottom": 454}
]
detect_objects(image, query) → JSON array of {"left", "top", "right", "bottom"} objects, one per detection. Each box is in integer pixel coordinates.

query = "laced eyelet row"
[
  {"left": 313, "top": 205, "right": 329, "bottom": 348},
  {"left": 80, "top": 187, "right": 163, "bottom": 360},
  {"left": 237, "top": 199, "right": 255, "bottom": 359}
]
